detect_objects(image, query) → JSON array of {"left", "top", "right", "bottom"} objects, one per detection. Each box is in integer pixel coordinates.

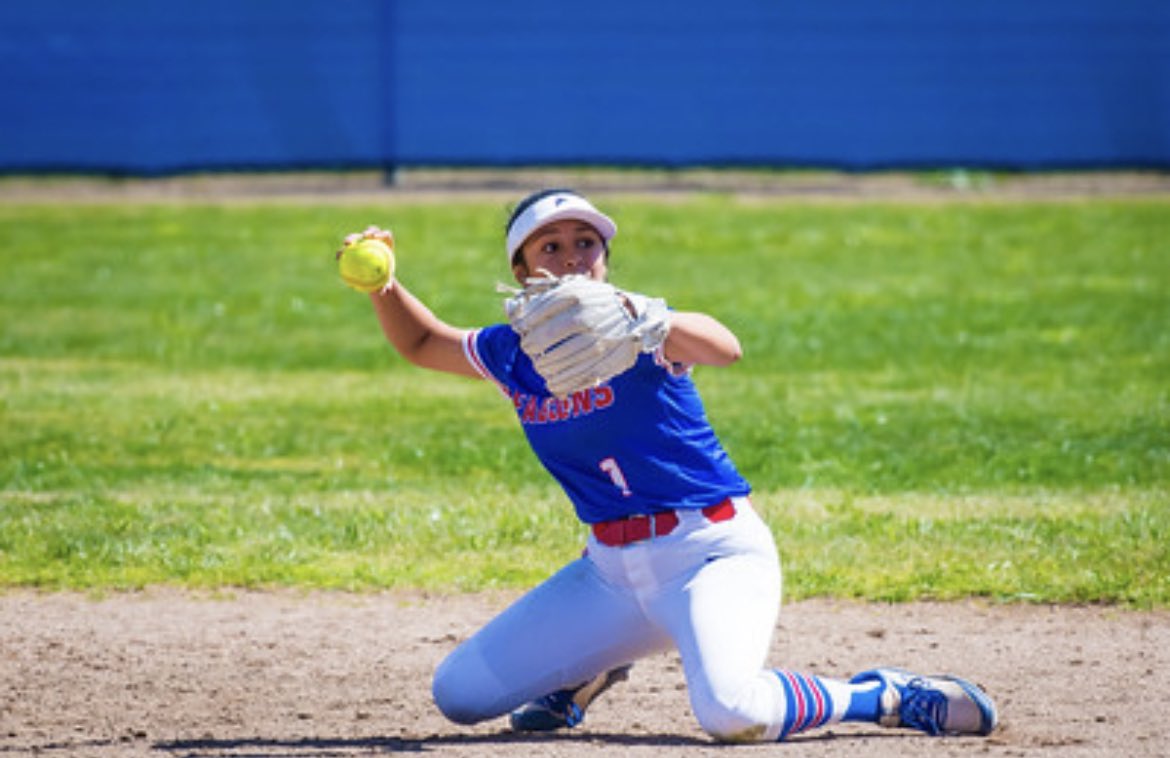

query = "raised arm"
[
  {"left": 369, "top": 281, "right": 480, "bottom": 378},
  {"left": 337, "top": 226, "right": 480, "bottom": 379}
]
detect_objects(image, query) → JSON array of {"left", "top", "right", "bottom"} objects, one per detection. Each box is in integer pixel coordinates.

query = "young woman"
[{"left": 341, "top": 188, "right": 997, "bottom": 742}]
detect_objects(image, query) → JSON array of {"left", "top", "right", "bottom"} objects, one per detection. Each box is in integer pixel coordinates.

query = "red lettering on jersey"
[
  {"left": 515, "top": 385, "right": 615, "bottom": 426},
  {"left": 522, "top": 396, "right": 538, "bottom": 424},
  {"left": 571, "top": 390, "right": 593, "bottom": 415}
]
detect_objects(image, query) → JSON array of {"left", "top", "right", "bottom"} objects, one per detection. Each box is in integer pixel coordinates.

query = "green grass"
[{"left": 1, "top": 197, "right": 1167, "bottom": 605}]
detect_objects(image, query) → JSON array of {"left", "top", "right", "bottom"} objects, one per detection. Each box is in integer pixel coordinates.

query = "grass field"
[{"left": 1, "top": 196, "right": 1167, "bottom": 605}]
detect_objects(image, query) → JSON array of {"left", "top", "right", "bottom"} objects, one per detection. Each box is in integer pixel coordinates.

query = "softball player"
[{"left": 342, "top": 189, "right": 998, "bottom": 742}]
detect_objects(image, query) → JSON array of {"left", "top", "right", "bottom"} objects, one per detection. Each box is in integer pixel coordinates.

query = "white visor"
[{"left": 505, "top": 192, "right": 617, "bottom": 264}]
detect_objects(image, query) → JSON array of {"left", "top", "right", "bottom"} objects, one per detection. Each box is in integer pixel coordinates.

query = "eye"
[
  {"left": 540, "top": 241, "right": 560, "bottom": 255},
  {"left": 575, "top": 237, "right": 596, "bottom": 250}
]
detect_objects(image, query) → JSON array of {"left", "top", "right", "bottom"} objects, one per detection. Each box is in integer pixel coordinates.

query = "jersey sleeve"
[
  {"left": 653, "top": 344, "right": 694, "bottom": 378},
  {"left": 462, "top": 324, "right": 520, "bottom": 396}
]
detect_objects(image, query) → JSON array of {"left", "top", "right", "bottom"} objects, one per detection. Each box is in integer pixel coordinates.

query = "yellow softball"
[{"left": 338, "top": 238, "right": 395, "bottom": 293}]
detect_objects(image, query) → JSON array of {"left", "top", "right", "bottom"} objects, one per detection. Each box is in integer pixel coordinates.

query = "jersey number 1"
[{"left": 599, "top": 457, "right": 632, "bottom": 497}]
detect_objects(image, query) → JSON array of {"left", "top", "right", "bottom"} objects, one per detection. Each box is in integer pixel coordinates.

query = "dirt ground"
[{"left": 2, "top": 590, "right": 1167, "bottom": 757}]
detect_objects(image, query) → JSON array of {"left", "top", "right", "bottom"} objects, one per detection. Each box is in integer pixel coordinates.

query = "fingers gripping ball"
[{"left": 338, "top": 237, "right": 395, "bottom": 294}]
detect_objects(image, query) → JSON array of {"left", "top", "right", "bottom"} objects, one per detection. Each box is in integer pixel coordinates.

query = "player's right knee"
[
  {"left": 431, "top": 647, "right": 495, "bottom": 725},
  {"left": 432, "top": 663, "right": 478, "bottom": 724}
]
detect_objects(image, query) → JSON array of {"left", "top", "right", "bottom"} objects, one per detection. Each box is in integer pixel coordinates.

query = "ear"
[{"left": 512, "top": 262, "right": 529, "bottom": 284}]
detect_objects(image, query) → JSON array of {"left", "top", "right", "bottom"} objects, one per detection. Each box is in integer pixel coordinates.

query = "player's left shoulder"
[{"left": 651, "top": 346, "right": 693, "bottom": 378}]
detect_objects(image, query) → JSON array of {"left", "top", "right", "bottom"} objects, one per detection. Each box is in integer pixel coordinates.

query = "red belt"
[{"left": 591, "top": 498, "right": 737, "bottom": 547}]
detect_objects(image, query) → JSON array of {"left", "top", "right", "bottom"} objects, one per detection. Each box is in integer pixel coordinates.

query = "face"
[{"left": 513, "top": 220, "right": 608, "bottom": 282}]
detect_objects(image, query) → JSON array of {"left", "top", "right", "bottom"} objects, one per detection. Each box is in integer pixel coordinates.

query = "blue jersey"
[{"left": 464, "top": 324, "right": 751, "bottom": 524}]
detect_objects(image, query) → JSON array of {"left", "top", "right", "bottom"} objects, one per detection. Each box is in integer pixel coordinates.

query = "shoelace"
[{"left": 900, "top": 678, "right": 949, "bottom": 736}]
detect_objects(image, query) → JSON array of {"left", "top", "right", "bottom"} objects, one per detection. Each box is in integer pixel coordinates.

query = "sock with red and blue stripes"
[
  {"left": 773, "top": 670, "right": 835, "bottom": 739},
  {"left": 773, "top": 670, "right": 886, "bottom": 740}
]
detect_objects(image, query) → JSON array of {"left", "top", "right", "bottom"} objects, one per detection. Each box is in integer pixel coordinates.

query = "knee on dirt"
[
  {"left": 690, "top": 684, "right": 772, "bottom": 743},
  {"left": 431, "top": 647, "right": 495, "bottom": 725}
]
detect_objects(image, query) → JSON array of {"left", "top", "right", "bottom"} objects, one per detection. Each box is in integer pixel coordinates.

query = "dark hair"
[{"left": 506, "top": 188, "right": 610, "bottom": 269}]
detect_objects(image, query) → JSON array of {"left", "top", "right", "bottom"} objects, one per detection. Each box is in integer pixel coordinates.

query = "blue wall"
[{"left": 2, "top": 1, "right": 1168, "bottom": 174}]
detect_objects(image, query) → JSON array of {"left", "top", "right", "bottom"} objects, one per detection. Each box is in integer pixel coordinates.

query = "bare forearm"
[
  {"left": 370, "top": 281, "right": 478, "bottom": 377},
  {"left": 663, "top": 311, "right": 743, "bottom": 367}
]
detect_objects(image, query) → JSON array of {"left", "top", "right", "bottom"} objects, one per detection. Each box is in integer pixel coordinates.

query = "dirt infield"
[{"left": 3, "top": 590, "right": 1166, "bottom": 757}]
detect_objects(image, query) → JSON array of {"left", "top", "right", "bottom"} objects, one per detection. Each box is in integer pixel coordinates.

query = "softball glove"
[{"left": 503, "top": 274, "right": 670, "bottom": 397}]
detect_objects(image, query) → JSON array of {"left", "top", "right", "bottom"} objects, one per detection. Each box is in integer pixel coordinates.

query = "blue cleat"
[
  {"left": 510, "top": 664, "right": 632, "bottom": 732},
  {"left": 850, "top": 667, "right": 998, "bottom": 737}
]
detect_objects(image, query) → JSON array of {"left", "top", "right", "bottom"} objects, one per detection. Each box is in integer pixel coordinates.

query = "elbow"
[
  {"left": 400, "top": 340, "right": 443, "bottom": 372},
  {"left": 663, "top": 313, "right": 743, "bottom": 367},
  {"left": 720, "top": 338, "right": 743, "bottom": 366},
  {"left": 398, "top": 337, "right": 429, "bottom": 367}
]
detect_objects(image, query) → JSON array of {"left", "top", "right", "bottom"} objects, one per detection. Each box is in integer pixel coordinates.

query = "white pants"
[{"left": 432, "top": 497, "right": 791, "bottom": 741}]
